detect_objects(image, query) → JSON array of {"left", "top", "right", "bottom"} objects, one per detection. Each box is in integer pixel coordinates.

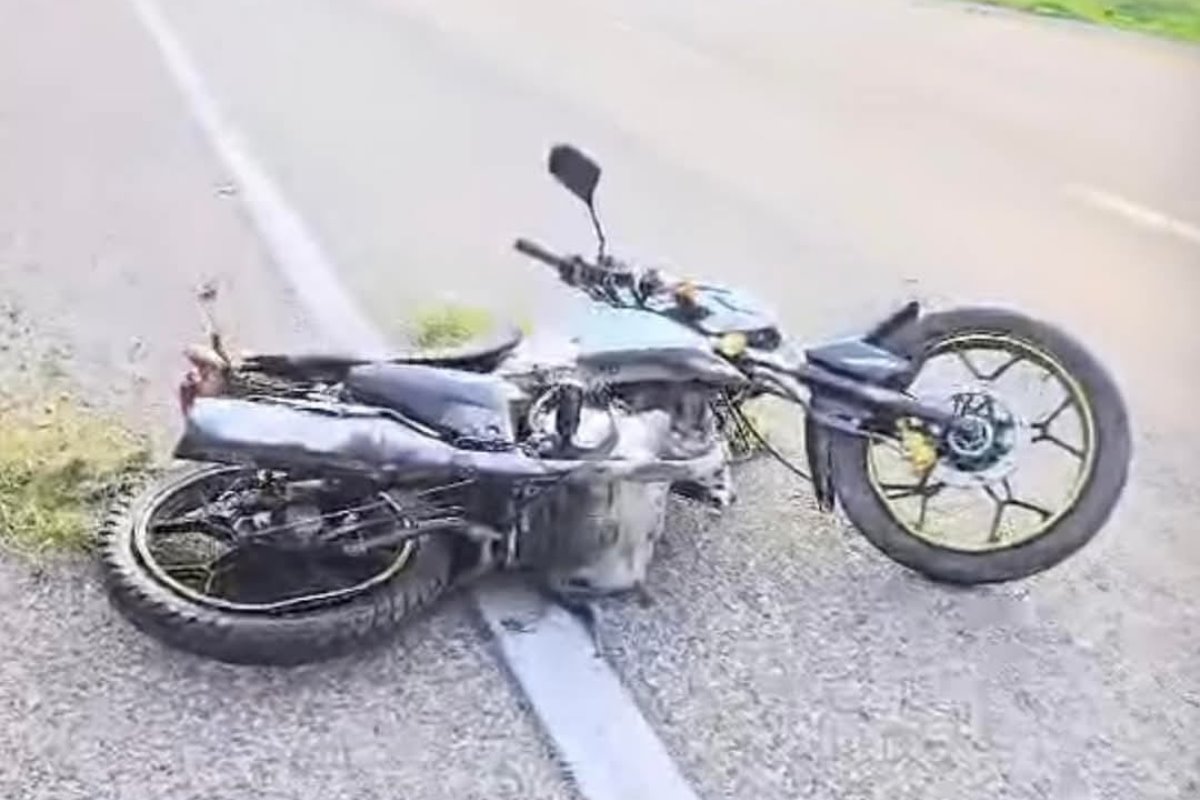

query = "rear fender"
[{"left": 864, "top": 300, "right": 920, "bottom": 348}]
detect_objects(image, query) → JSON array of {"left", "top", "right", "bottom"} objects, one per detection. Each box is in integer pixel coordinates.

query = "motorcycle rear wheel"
[
  {"left": 99, "top": 463, "right": 452, "bottom": 665},
  {"left": 830, "top": 307, "right": 1130, "bottom": 584}
]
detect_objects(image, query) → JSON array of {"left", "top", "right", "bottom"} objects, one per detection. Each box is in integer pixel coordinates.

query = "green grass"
[
  {"left": 0, "top": 396, "right": 149, "bottom": 558},
  {"left": 409, "top": 304, "right": 498, "bottom": 349},
  {"left": 978, "top": 0, "right": 1200, "bottom": 41},
  {"left": 407, "top": 304, "right": 538, "bottom": 348}
]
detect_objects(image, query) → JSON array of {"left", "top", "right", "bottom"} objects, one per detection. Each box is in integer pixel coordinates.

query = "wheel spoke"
[
  {"left": 1038, "top": 396, "right": 1074, "bottom": 428},
  {"left": 1033, "top": 430, "right": 1084, "bottom": 459},
  {"left": 878, "top": 474, "right": 943, "bottom": 532},
  {"left": 983, "top": 353, "right": 1022, "bottom": 382},
  {"left": 1032, "top": 390, "right": 1086, "bottom": 460},
  {"left": 986, "top": 503, "right": 1006, "bottom": 542},
  {"left": 956, "top": 351, "right": 983, "bottom": 380},
  {"left": 1007, "top": 497, "right": 1054, "bottom": 520},
  {"left": 982, "top": 482, "right": 1007, "bottom": 542},
  {"left": 879, "top": 482, "right": 923, "bottom": 500},
  {"left": 917, "top": 491, "right": 932, "bottom": 532},
  {"left": 979, "top": 479, "right": 1056, "bottom": 543},
  {"left": 877, "top": 478, "right": 944, "bottom": 501}
]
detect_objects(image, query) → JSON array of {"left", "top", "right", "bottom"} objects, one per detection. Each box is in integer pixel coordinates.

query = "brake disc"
[{"left": 931, "top": 388, "right": 1030, "bottom": 488}]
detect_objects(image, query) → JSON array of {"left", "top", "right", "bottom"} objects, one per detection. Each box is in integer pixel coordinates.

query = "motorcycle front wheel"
[
  {"left": 99, "top": 463, "right": 453, "bottom": 665},
  {"left": 829, "top": 307, "right": 1131, "bottom": 584}
]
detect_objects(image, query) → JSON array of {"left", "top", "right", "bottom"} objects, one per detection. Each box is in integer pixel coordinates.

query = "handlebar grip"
[
  {"left": 514, "top": 238, "right": 567, "bottom": 270},
  {"left": 514, "top": 238, "right": 637, "bottom": 294}
]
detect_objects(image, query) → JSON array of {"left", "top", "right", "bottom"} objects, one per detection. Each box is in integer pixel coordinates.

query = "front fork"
[
  {"left": 714, "top": 385, "right": 838, "bottom": 513},
  {"left": 726, "top": 354, "right": 954, "bottom": 515},
  {"left": 804, "top": 415, "right": 837, "bottom": 512}
]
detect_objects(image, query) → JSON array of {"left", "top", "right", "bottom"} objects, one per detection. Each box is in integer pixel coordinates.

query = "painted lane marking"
[
  {"left": 128, "top": 2, "right": 700, "bottom": 798},
  {"left": 127, "top": 0, "right": 388, "bottom": 356},
  {"left": 1066, "top": 185, "right": 1200, "bottom": 248},
  {"left": 477, "top": 580, "right": 701, "bottom": 800}
]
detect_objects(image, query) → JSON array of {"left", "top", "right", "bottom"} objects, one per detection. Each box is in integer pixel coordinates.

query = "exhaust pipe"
[{"left": 176, "top": 397, "right": 723, "bottom": 482}]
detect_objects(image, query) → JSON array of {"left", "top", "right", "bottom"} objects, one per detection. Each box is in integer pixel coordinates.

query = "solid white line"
[
  {"left": 1066, "top": 184, "right": 1200, "bottom": 247},
  {"left": 476, "top": 581, "right": 701, "bottom": 800},
  {"left": 128, "top": 2, "right": 700, "bottom": 799},
  {"left": 128, "top": 0, "right": 388, "bottom": 356}
]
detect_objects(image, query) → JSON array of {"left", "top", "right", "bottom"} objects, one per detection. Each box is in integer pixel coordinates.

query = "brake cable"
[{"left": 728, "top": 399, "right": 812, "bottom": 482}]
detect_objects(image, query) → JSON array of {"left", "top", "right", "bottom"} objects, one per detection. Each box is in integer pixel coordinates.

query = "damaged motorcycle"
[{"left": 99, "top": 145, "right": 1131, "bottom": 664}]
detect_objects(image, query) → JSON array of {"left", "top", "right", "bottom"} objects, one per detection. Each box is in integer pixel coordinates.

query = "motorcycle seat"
[
  {"left": 242, "top": 325, "right": 523, "bottom": 380},
  {"left": 345, "top": 362, "right": 514, "bottom": 443}
]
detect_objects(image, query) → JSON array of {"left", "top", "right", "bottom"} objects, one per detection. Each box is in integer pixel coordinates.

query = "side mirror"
[
  {"left": 548, "top": 144, "right": 601, "bottom": 206},
  {"left": 547, "top": 144, "right": 608, "bottom": 260}
]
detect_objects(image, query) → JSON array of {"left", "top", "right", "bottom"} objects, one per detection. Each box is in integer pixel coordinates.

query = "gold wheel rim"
[{"left": 868, "top": 333, "right": 1097, "bottom": 552}]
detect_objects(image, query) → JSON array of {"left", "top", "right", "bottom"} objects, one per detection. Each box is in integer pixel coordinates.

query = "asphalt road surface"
[{"left": 3, "top": 0, "right": 1199, "bottom": 798}]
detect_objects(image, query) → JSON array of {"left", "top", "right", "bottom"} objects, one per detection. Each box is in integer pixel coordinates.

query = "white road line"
[
  {"left": 127, "top": 0, "right": 387, "bottom": 356},
  {"left": 128, "top": 2, "right": 700, "bottom": 799},
  {"left": 477, "top": 581, "right": 701, "bottom": 800},
  {"left": 1066, "top": 184, "right": 1200, "bottom": 247}
]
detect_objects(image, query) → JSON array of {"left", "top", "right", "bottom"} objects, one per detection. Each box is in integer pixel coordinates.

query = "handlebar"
[
  {"left": 514, "top": 238, "right": 570, "bottom": 271},
  {"left": 512, "top": 238, "right": 638, "bottom": 292}
]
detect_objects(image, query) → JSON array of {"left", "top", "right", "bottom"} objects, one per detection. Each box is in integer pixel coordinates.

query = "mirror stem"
[{"left": 589, "top": 204, "right": 607, "bottom": 262}]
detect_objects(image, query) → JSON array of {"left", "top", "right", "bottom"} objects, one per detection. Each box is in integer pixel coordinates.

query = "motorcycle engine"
[{"left": 517, "top": 381, "right": 721, "bottom": 594}]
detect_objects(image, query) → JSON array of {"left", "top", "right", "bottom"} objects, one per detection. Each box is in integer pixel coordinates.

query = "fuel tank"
[{"left": 564, "top": 303, "right": 746, "bottom": 387}]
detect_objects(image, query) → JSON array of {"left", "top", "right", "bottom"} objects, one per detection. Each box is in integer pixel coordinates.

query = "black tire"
[
  {"left": 830, "top": 307, "right": 1131, "bottom": 584},
  {"left": 98, "top": 463, "right": 453, "bottom": 665}
]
